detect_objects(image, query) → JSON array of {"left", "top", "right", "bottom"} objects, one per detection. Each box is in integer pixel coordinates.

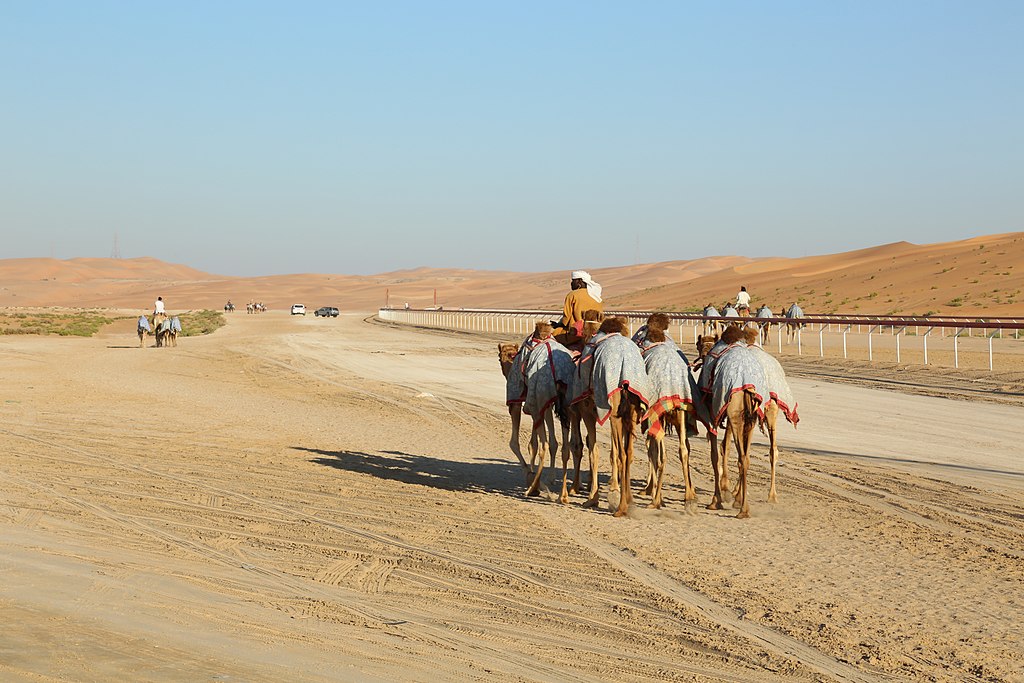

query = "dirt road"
[{"left": 1, "top": 312, "right": 1021, "bottom": 682}]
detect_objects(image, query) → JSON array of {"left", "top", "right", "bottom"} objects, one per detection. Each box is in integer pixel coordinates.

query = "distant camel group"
[
  {"left": 138, "top": 312, "right": 181, "bottom": 348},
  {"left": 498, "top": 312, "right": 799, "bottom": 519}
]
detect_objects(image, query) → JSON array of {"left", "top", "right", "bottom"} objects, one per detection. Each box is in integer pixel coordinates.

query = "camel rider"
[
  {"left": 154, "top": 296, "right": 165, "bottom": 315},
  {"left": 554, "top": 270, "right": 604, "bottom": 348},
  {"left": 735, "top": 286, "right": 751, "bottom": 314}
]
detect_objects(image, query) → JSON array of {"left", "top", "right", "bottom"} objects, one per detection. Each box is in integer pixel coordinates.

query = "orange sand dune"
[{"left": 0, "top": 233, "right": 1021, "bottom": 316}]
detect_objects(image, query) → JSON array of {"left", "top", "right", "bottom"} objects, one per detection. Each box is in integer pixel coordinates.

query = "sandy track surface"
[{"left": 1, "top": 312, "right": 1021, "bottom": 682}]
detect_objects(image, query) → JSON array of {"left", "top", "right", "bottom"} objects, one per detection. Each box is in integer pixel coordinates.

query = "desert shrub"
[{"left": 177, "top": 310, "right": 225, "bottom": 336}]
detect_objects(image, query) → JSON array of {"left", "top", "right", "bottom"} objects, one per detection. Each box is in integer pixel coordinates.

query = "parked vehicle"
[
  {"left": 315, "top": 306, "right": 339, "bottom": 317},
  {"left": 290, "top": 304, "right": 306, "bottom": 315}
]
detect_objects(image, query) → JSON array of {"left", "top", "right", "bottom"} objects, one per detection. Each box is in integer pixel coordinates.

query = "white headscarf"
[{"left": 571, "top": 270, "right": 602, "bottom": 303}]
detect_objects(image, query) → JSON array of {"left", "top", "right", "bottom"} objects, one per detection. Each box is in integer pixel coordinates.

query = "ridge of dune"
[{"left": 0, "top": 233, "right": 1021, "bottom": 316}]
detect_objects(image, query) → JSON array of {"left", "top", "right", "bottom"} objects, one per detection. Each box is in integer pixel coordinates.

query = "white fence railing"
[{"left": 378, "top": 308, "right": 1024, "bottom": 372}]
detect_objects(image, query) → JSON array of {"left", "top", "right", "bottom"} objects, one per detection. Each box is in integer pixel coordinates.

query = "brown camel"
[
  {"left": 520, "top": 322, "right": 574, "bottom": 498},
  {"left": 640, "top": 324, "right": 696, "bottom": 509},
  {"left": 591, "top": 317, "right": 650, "bottom": 517},
  {"left": 566, "top": 313, "right": 604, "bottom": 507},
  {"left": 498, "top": 341, "right": 532, "bottom": 479}
]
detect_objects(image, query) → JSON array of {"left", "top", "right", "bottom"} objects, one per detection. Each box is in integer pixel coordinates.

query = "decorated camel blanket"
[
  {"left": 137, "top": 316, "right": 151, "bottom": 332},
  {"left": 722, "top": 306, "right": 739, "bottom": 318},
  {"left": 520, "top": 337, "right": 575, "bottom": 430},
  {"left": 786, "top": 304, "right": 804, "bottom": 319},
  {"left": 756, "top": 306, "right": 773, "bottom": 319},
  {"left": 703, "top": 305, "right": 720, "bottom": 318},
  {"left": 591, "top": 333, "right": 652, "bottom": 426},
  {"left": 170, "top": 317, "right": 182, "bottom": 332},
  {"left": 748, "top": 346, "right": 799, "bottom": 425},
  {"left": 158, "top": 318, "right": 172, "bottom": 333},
  {"left": 640, "top": 341, "right": 696, "bottom": 438},
  {"left": 695, "top": 342, "right": 767, "bottom": 435},
  {"left": 505, "top": 333, "right": 545, "bottom": 405},
  {"left": 568, "top": 335, "right": 599, "bottom": 405}
]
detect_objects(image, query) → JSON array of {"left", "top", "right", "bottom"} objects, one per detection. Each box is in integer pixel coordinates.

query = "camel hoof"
[
  {"left": 613, "top": 508, "right": 628, "bottom": 518},
  {"left": 707, "top": 500, "right": 723, "bottom": 511},
  {"left": 582, "top": 497, "right": 600, "bottom": 509},
  {"left": 731, "top": 499, "right": 743, "bottom": 510},
  {"left": 736, "top": 510, "right": 750, "bottom": 519},
  {"left": 768, "top": 493, "right": 778, "bottom": 504},
  {"left": 526, "top": 487, "right": 540, "bottom": 497},
  {"left": 558, "top": 494, "right": 569, "bottom": 505}
]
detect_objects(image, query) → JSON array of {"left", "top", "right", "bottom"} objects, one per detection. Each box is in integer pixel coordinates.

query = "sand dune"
[{"left": 1, "top": 233, "right": 1021, "bottom": 316}]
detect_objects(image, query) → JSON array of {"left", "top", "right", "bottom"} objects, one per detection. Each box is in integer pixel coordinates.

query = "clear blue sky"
[{"left": 2, "top": 1, "right": 1021, "bottom": 276}]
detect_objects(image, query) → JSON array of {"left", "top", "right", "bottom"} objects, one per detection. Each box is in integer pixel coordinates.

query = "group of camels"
[
  {"left": 703, "top": 302, "right": 805, "bottom": 346},
  {"left": 499, "top": 312, "right": 800, "bottom": 519},
  {"left": 137, "top": 312, "right": 181, "bottom": 348}
]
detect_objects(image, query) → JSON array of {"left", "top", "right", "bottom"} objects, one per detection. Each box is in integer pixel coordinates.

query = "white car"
[{"left": 290, "top": 304, "right": 306, "bottom": 316}]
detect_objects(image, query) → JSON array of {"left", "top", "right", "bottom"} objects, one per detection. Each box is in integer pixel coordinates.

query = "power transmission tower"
[{"left": 111, "top": 232, "right": 121, "bottom": 259}]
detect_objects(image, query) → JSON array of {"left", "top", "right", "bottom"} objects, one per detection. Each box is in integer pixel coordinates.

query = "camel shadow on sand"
[{"left": 296, "top": 447, "right": 539, "bottom": 497}]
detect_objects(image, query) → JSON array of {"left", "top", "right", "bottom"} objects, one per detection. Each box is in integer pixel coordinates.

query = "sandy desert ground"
[{"left": 1, "top": 310, "right": 1022, "bottom": 682}]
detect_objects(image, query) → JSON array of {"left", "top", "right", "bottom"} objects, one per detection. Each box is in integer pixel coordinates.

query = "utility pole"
[{"left": 111, "top": 232, "right": 121, "bottom": 259}]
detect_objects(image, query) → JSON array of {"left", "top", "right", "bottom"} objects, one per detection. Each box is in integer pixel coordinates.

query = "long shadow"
[
  {"left": 295, "top": 446, "right": 548, "bottom": 497},
  {"left": 788, "top": 445, "right": 1024, "bottom": 478}
]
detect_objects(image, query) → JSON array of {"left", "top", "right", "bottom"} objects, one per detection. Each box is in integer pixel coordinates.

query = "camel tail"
[
  {"left": 554, "top": 392, "right": 570, "bottom": 428},
  {"left": 616, "top": 388, "right": 644, "bottom": 440},
  {"left": 743, "top": 391, "right": 759, "bottom": 430}
]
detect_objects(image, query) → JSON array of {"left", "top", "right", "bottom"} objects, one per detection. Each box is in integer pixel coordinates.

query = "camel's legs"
[
  {"left": 508, "top": 404, "right": 531, "bottom": 482},
  {"left": 677, "top": 411, "right": 695, "bottom": 504},
  {"left": 645, "top": 431, "right": 666, "bottom": 509},
  {"left": 720, "top": 422, "right": 735, "bottom": 500},
  {"left": 526, "top": 415, "right": 548, "bottom": 497},
  {"left": 580, "top": 400, "right": 601, "bottom": 508},
  {"left": 707, "top": 427, "right": 725, "bottom": 510},
  {"left": 641, "top": 418, "right": 656, "bottom": 496},
  {"left": 727, "top": 395, "right": 756, "bottom": 519},
  {"left": 764, "top": 401, "right": 780, "bottom": 503}
]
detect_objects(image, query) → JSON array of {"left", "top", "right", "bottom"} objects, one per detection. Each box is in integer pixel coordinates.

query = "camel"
[
  {"left": 695, "top": 326, "right": 770, "bottom": 517},
  {"left": 565, "top": 313, "right": 606, "bottom": 507},
  {"left": 638, "top": 320, "right": 697, "bottom": 509},
  {"left": 520, "top": 323, "right": 575, "bottom": 497},
  {"left": 166, "top": 316, "right": 182, "bottom": 347},
  {"left": 755, "top": 305, "right": 773, "bottom": 345},
  {"left": 137, "top": 315, "right": 152, "bottom": 347},
  {"left": 498, "top": 341, "right": 532, "bottom": 478},
  {"left": 589, "top": 317, "right": 652, "bottom": 517},
  {"left": 702, "top": 304, "right": 721, "bottom": 335},
  {"left": 152, "top": 312, "right": 169, "bottom": 347},
  {"left": 785, "top": 303, "right": 804, "bottom": 343}
]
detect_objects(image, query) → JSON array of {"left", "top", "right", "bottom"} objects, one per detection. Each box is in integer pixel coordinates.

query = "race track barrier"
[{"left": 378, "top": 308, "right": 1024, "bottom": 372}]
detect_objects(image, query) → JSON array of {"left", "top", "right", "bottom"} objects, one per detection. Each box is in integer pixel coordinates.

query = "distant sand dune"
[{"left": 1, "top": 233, "right": 1022, "bottom": 316}]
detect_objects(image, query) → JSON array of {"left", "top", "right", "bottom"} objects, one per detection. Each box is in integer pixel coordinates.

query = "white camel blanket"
[
  {"left": 137, "top": 316, "right": 151, "bottom": 332},
  {"left": 748, "top": 346, "right": 799, "bottom": 425},
  {"left": 787, "top": 304, "right": 804, "bottom": 319},
  {"left": 522, "top": 338, "right": 575, "bottom": 429},
  {"left": 568, "top": 335, "right": 599, "bottom": 405},
  {"left": 703, "top": 305, "right": 720, "bottom": 317},
  {"left": 723, "top": 306, "right": 739, "bottom": 318},
  {"left": 756, "top": 306, "right": 773, "bottom": 319},
  {"left": 640, "top": 341, "right": 696, "bottom": 437},
  {"left": 591, "top": 333, "right": 652, "bottom": 425},
  {"left": 504, "top": 335, "right": 538, "bottom": 405},
  {"left": 696, "top": 342, "right": 766, "bottom": 434},
  {"left": 158, "top": 318, "right": 172, "bottom": 333},
  {"left": 171, "top": 317, "right": 182, "bottom": 332}
]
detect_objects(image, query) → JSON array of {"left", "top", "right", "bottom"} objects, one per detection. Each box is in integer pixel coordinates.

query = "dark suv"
[{"left": 315, "top": 307, "right": 340, "bottom": 317}]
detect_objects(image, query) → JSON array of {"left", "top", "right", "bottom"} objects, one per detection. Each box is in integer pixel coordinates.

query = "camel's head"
[
  {"left": 646, "top": 327, "right": 667, "bottom": 344},
  {"left": 696, "top": 334, "right": 718, "bottom": 359},
  {"left": 498, "top": 342, "right": 519, "bottom": 378},
  {"left": 598, "top": 316, "right": 629, "bottom": 336},
  {"left": 533, "top": 321, "right": 553, "bottom": 340},
  {"left": 721, "top": 324, "right": 745, "bottom": 345},
  {"left": 742, "top": 327, "right": 759, "bottom": 346},
  {"left": 646, "top": 312, "right": 670, "bottom": 333}
]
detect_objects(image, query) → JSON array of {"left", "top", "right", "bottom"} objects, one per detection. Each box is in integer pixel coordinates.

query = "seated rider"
[
  {"left": 552, "top": 270, "right": 604, "bottom": 350},
  {"left": 735, "top": 286, "right": 751, "bottom": 314}
]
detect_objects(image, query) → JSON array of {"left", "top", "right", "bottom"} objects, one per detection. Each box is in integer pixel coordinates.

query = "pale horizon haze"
[{"left": 2, "top": 1, "right": 1021, "bottom": 277}]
